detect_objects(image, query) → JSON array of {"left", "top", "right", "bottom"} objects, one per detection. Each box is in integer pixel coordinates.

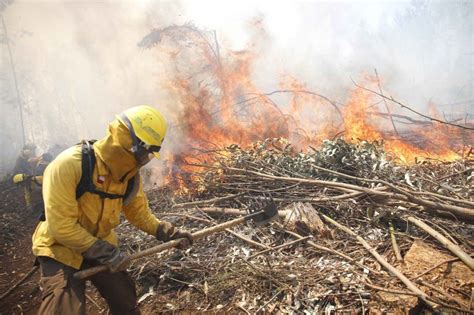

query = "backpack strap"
[
  {"left": 123, "top": 174, "right": 139, "bottom": 206},
  {"left": 39, "top": 141, "right": 137, "bottom": 222},
  {"left": 76, "top": 140, "right": 133, "bottom": 200},
  {"left": 75, "top": 140, "right": 93, "bottom": 200}
]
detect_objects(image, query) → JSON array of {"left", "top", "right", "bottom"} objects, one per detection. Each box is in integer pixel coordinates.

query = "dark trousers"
[{"left": 37, "top": 256, "right": 139, "bottom": 315}]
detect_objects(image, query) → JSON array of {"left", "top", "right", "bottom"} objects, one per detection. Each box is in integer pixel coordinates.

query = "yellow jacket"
[{"left": 32, "top": 120, "right": 161, "bottom": 269}]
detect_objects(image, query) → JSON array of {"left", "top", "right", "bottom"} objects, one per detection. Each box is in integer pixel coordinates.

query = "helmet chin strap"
[{"left": 120, "top": 114, "right": 149, "bottom": 166}]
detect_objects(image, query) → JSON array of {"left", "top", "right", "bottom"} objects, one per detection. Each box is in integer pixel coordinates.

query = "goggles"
[{"left": 120, "top": 114, "right": 163, "bottom": 166}]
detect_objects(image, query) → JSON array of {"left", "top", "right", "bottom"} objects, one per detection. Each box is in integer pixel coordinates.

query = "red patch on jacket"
[{"left": 97, "top": 175, "right": 105, "bottom": 184}]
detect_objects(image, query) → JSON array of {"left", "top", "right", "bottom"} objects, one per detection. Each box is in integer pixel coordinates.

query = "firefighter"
[
  {"left": 13, "top": 143, "right": 37, "bottom": 175},
  {"left": 32, "top": 105, "right": 193, "bottom": 314},
  {"left": 12, "top": 143, "right": 39, "bottom": 212},
  {"left": 13, "top": 153, "right": 53, "bottom": 217},
  {"left": 33, "top": 152, "right": 54, "bottom": 176}
]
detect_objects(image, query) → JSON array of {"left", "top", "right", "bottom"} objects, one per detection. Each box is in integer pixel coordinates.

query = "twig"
[
  {"left": 428, "top": 292, "right": 474, "bottom": 313},
  {"left": 362, "top": 282, "right": 417, "bottom": 296},
  {"left": 333, "top": 300, "right": 360, "bottom": 311},
  {"left": 237, "top": 304, "right": 251, "bottom": 315},
  {"left": 224, "top": 166, "right": 474, "bottom": 221},
  {"left": 389, "top": 221, "right": 403, "bottom": 262},
  {"left": 213, "top": 30, "right": 220, "bottom": 64},
  {"left": 247, "top": 236, "right": 311, "bottom": 260},
  {"left": 283, "top": 228, "right": 381, "bottom": 275},
  {"left": 412, "top": 256, "right": 461, "bottom": 280},
  {"left": 363, "top": 280, "right": 474, "bottom": 313},
  {"left": 225, "top": 230, "right": 269, "bottom": 250},
  {"left": 407, "top": 217, "right": 474, "bottom": 270},
  {"left": 470, "top": 288, "right": 474, "bottom": 311},
  {"left": 448, "top": 286, "right": 471, "bottom": 299},
  {"left": 436, "top": 167, "right": 474, "bottom": 181},
  {"left": 359, "top": 292, "right": 366, "bottom": 315},
  {"left": 0, "top": 266, "right": 38, "bottom": 301},
  {"left": 161, "top": 212, "right": 269, "bottom": 250},
  {"left": 305, "top": 291, "right": 371, "bottom": 302},
  {"left": 417, "top": 279, "right": 468, "bottom": 308},
  {"left": 255, "top": 289, "right": 284, "bottom": 313},
  {"left": 161, "top": 212, "right": 211, "bottom": 224},
  {"left": 365, "top": 274, "right": 473, "bottom": 313},
  {"left": 199, "top": 207, "right": 254, "bottom": 217},
  {"left": 236, "top": 89, "right": 345, "bottom": 126},
  {"left": 86, "top": 293, "right": 104, "bottom": 312},
  {"left": 172, "top": 193, "right": 244, "bottom": 208},
  {"left": 367, "top": 111, "right": 432, "bottom": 125},
  {"left": 410, "top": 191, "right": 474, "bottom": 208},
  {"left": 244, "top": 191, "right": 368, "bottom": 203},
  {"left": 311, "top": 163, "right": 474, "bottom": 211},
  {"left": 352, "top": 80, "right": 474, "bottom": 130},
  {"left": 167, "top": 276, "right": 206, "bottom": 296},
  {"left": 428, "top": 220, "right": 460, "bottom": 245},
  {"left": 321, "top": 213, "right": 436, "bottom": 309},
  {"left": 374, "top": 69, "right": 399, "bottom": 137},
  {"left": 239, "top": 258, "right": 292, "bottom": 292}
]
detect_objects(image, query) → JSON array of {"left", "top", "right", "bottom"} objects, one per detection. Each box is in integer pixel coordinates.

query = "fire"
[
  {"left": 145, "top": 25, "right": 471, "bottom": 189},
  {"left": 342, "top": 85, "right": 466, "bottom": 163},
  {"left": 343, "top": 87, "right": 382, "bottom": 142}
]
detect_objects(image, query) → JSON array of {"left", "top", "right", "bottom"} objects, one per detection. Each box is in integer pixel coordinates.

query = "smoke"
[
  {"left": 0, "top": 0, "right": 181, "bottom": 174},
  {"left": 1, "top": 0, "right": 472, "bottom": 177},
  {"left": 183, "top": 0, "right": 473, "bottom": 110}
]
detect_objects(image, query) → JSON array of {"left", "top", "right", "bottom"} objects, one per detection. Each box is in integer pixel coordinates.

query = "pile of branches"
[{"left": 117, "top": 138, "right": 473, "bottom": 313}]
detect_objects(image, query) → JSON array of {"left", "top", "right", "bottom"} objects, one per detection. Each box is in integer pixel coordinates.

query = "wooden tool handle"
[
  {"left": 74, "top": 214, "right": 251, "bottom": 280},
  {"left": 74, "top": 239, "right": 183, "bottom": 280},
  {"left": 74, "top": 264, "right": 108, "bottom": 280}
]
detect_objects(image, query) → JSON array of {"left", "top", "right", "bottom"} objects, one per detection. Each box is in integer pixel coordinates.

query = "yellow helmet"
[{"left": 117, "top": 105, "right": 167, "bottom": 162}]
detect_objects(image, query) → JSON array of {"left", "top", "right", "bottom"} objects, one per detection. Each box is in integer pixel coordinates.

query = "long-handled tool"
[{"left": 74, "top": 199, "right": 278, "bottom": 280}]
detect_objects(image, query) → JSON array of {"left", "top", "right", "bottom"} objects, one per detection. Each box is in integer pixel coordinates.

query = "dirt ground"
[
  {"left": 0, "top": 181, "right": 117, "bottom": 315},
  {"left": 0, "top": 181, "right": 41, "bottom": 314},
  {"left": 0, "top": 181, "right": 195, "bottom": 315}
]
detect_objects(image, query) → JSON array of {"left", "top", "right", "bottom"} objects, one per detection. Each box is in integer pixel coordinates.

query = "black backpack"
[{"left": 38, "top": 140, "right": 136, "bottom": 221}]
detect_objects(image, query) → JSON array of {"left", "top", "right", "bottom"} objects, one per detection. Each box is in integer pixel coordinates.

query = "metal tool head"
[{"left": 250, "top": 198, "right": 278, "bottom": 226}]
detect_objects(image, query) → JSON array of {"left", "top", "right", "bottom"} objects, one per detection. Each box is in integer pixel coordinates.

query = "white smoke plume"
[{"left": 1, "top": 0, "right": 472, "bottom": 177}]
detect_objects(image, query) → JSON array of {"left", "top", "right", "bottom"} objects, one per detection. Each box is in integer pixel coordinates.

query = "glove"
[
  {"left": 172, "top": 230, "right": 194, "bottom": 249},
  {"left": 13, "top": 174, "right": 37, "bottom": 184},
  {"left": 156, "top": 221, "right": 193, "bottom": 249},
  {"left": 83, "top": 240, "right": 130, "bottom": 273},
  {"left": 13, "top": 173, "right": 26, "bottom": 184},
  {"left": 33, "top": 175, "right": 43, "bottom": 185}
]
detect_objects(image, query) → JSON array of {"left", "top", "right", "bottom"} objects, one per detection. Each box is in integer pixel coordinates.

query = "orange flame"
[
  {"left": 342, "top": 86, "right": 467, "bottom": 163},
  {"left": 148, "top": 25, "right": 471, "bottom": 189}
]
